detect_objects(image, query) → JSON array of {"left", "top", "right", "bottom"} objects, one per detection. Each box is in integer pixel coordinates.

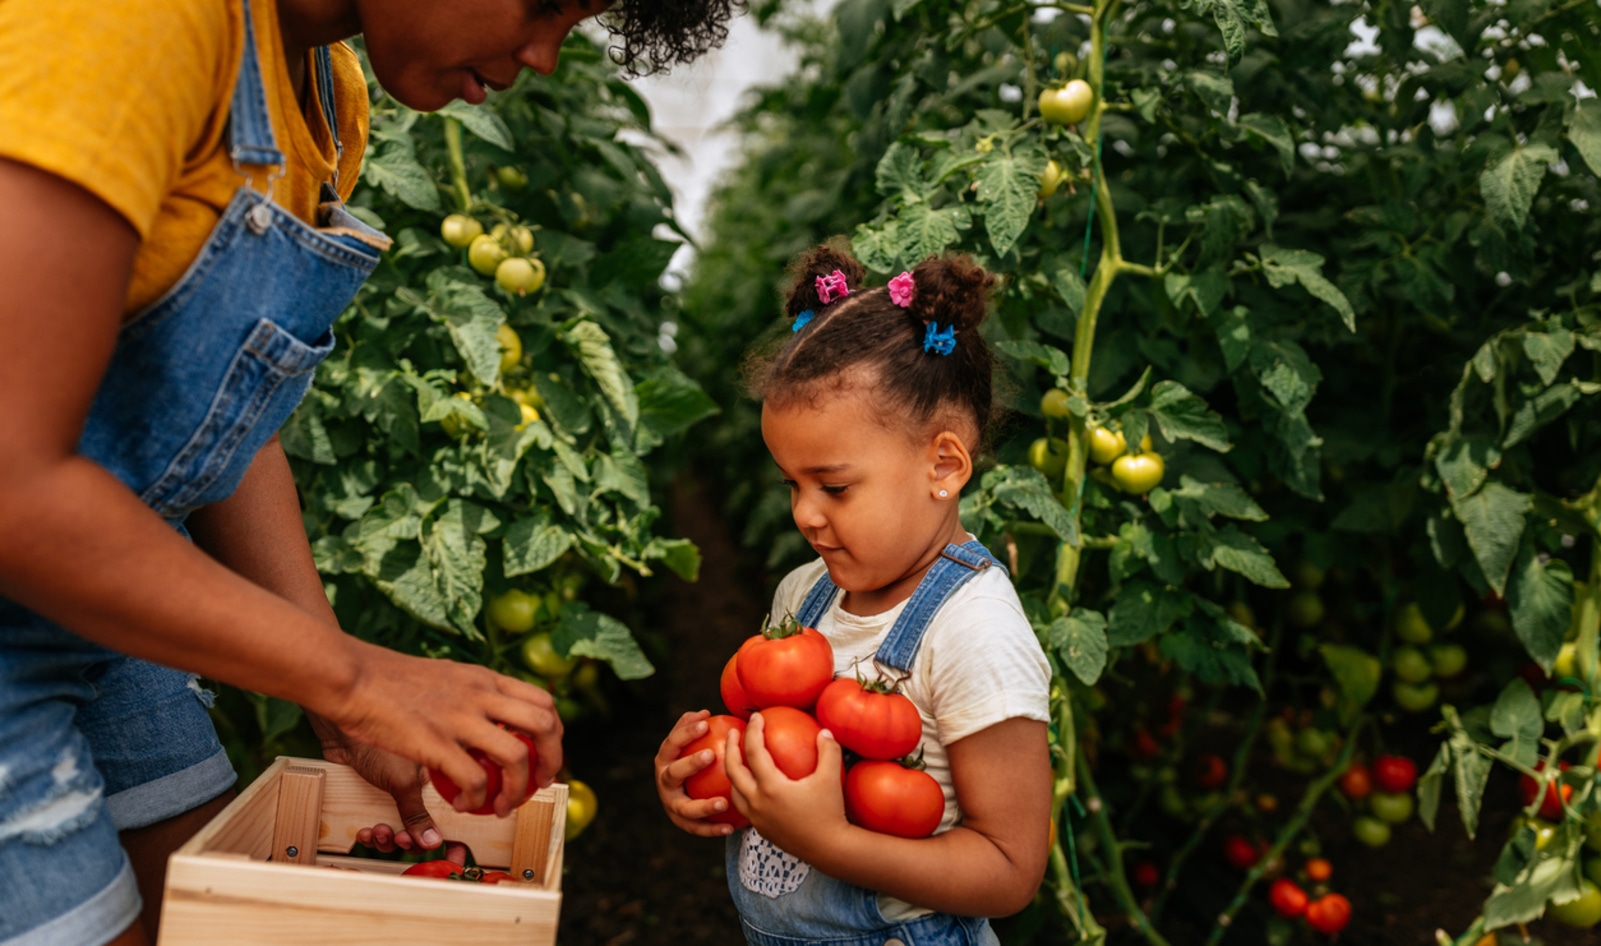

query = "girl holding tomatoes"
[
  {"left": 0, "top": 3, "right": 736, "bottom": 945},
  {"left": 655, "top": 245, "right": 1052, "bottom": 945}
]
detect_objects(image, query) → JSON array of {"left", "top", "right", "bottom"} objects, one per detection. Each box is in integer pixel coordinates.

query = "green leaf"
[
  {"left": 895, "top": 202, "right": 970, "bottom": 263},
  {"left": 991, "top": 466, "right": 1080, "bottom": 545},
  {"left": 1210, "top": 306, "right": 1253, "bottom": 371},
  {"left": 1417, "top": 742, "right": 1450, "bottom": 831},
  {"left": 635, "top": 365, "right": 719, "bottom": 450},
  {"left": 436, "top": 103, "right": 515, "bottom": 151},
  {"left": 1569, "top": 99, "right": 1601, "bottom": 177},
  {"left": 423, "top": 270, "right": 506, "bottom": 385},
  {"left": 1480, "top": 144, "right": 1558, "bottom": 233},
  {"left": 1451, "top": 481, "right": 1531, "bottom": 595},
  {"left": 1507, "top": 543, "right": 1574, "bottom": 672},
  {"left": 1505, "top": 381, "right": 1584, "bottom": 448},
  {"left": 1160, "top": 615, "right": 1262, "bottom": 692},
  {"left": 552, "top": 602, "right": 654, "bottom": 680},
  {"left": 1107, "top": 581, "right": 1194, "bottom": 646},
  {"left": 362, "top": 138, "right": 441, "bottom": 211},
  {"left": 644, "top": 536, "right": 701, "bottom": 581},
  {"left": 1490, "top": 679, "right": 1544, "bottom": 768},
  {"left": 1318, "top": 644, "right": 1382, "bottom": 721},
  {"left": 1434, "top": 435, "right": 1499, "bottom": 502},
  {"left": 875, "top": 142, "right": 926, "bottom": 201},
  {"left": 994, "top": 340, "right": 1072, "bottom": 378},
  {"left": 1053, "top": 268, "right": 1087, "bottom": 315},
  {"left": 1185, "top": 70, "right": 1236, "bottom": 113},
  {"left": 1259, "top": 245, "right": 1355, "bottom": 331},
  {"left": 1199, "top": 526, "right": 1290, "bottom": 588},
  {"left": 1237, "top": 113, "right": 1294, "bottom": 175},
  {"left": 594, "top": 449, "right": 650, "bottom": 505},
  {"left": 1522, "top": 323, "right": 1576, "bottom": 387},
  {"left": 563, "top": 320, "right": 639, "bottom": 429},
  {"left": 1484, "top": 847, "right": 1584, "bottom": 930},
  {"left": 424, "top": 499, "right": 500, "bottom": 636},
  {"left": 254, "top": 695, "right": 304, "bottom": 743},
  {"left": 976, "top": 144, "right": 1048, "bottom": 257},
  {"left": 1451, "top": 729, "right": 1493, "bottom": 839},
  {"left": 1048, "top": 610, "right": 1109, "bottom": 685},
  {"left": 503, "top": 513, "right": 574, "bottom": 578},
  {"left": 1248, "top": 340, "right": 1321, "bottom": 416},
  {"left": 1188, "top": 0, "right": 1276, "bottom": 67},
  {"left": 1148, "top": 381, "right": 1232, "bottom": 452},
  {"left": 1169, "top": 477, "right": 1268, "bottom": 522}
]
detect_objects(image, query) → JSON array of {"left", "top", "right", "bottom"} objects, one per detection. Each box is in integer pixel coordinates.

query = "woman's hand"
[
  {"left": 654, "top": 710, "right": 737, "bottom": 836},
  {"left": 725, "top": 711, "right": 847, "bottom": 859}
]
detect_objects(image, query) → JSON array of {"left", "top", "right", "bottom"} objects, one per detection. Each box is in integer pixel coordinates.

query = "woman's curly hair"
[{"left": 597, "top": 0, "right": 747, "bottom": 75}]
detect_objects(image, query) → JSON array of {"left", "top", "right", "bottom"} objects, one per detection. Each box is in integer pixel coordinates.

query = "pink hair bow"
[
  {"left": 815, "top": 270, "right": 850, "bottom": 304},
  {"left": 888, "top": 271, "right": 915, "bottom": 308}
]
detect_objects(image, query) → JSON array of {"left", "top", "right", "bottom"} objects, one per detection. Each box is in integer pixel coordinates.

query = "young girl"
[{"left": 655, "top": 246, "right": 1052, "bottom": 945}]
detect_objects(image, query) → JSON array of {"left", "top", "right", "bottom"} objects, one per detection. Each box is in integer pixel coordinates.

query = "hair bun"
[
  {"left": 907, "top": 255, "right": 995, "bottom": 334},
  {"left": 785, "top": 241, "right": 866, "bottom": 320}
]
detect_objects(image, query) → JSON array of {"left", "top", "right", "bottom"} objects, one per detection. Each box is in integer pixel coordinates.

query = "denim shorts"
[{"left": 0, "top": 605, "right": 237, "bottom": 946}]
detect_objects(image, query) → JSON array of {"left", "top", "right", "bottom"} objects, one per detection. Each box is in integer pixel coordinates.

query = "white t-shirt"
[{"left": 762, "top": 553, "right": 1051, "bottom": 918}]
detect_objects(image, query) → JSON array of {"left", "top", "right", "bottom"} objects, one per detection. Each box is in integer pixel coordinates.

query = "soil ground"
[{"left": 555, "top": 481, "right": 1592, "bottom": 946}]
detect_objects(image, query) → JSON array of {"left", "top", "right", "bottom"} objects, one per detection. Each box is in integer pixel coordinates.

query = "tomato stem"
[
  {"left": 442, "top": 117, "right": 473, "bottom": 214},
  {"left": 1076, "top": 752, "right": 1173, "bottom": 946}
]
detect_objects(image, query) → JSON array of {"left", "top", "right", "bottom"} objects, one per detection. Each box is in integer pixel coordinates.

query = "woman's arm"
[
  {"left": 728, "top": 714, "right": 1051, "bottom": 917},
  {"left": 0, "top": 157, "right": 556, "bottom": 813}
]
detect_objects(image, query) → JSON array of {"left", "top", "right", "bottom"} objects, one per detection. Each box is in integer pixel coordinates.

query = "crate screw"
[
  {"left": 286, "top": 846, "right": 299, "bottom": 858},
  {"left": 522, "top": 868, "right": 535, "bottom": 880}
]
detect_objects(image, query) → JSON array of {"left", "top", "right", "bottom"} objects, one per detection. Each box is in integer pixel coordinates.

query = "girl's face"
[
  {"left": 357, "top": 1, "right": 603, "bottom": 111},
  {"left": 762, "top": 383, "right": 971, "bottom": 612}
]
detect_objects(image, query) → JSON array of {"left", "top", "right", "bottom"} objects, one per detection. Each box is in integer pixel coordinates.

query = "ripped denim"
[{"left": 0, "top": 609, "right": 236, "bottom": 945}]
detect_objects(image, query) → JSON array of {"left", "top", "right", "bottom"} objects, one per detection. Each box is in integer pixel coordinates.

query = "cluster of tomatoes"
[
  {"left": 1217, "top": 836, "right": 1352, "bottom": 935},
  {"left": 1032, "top": 390, "right": 1166, "bottom": 495},
  {"left": 1386, "top": 601, "right": 1468, "bottom": 714},
  {"left": 681, "top": 617, "right": 946, "bottom": 840},
  {"left": 1511, "top": 760, "right": 1601, "bottom": 927},
  {"left": 1336, "top": 754, "right": 1418, "bottom": 849},
  {"left": 440, "top": 212, "right": 547, "bottom": 298}
]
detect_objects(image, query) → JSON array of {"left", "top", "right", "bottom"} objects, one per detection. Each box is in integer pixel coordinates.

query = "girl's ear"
[{"left": 929, "top": 430, "right": 973, "bottom": 500}]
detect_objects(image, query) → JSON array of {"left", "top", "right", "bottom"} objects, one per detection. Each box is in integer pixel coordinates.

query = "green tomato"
[
  {"left": 1292, "top": 561, "right": 1326, "bottom": 590},
  {"left": 468, "top": 233, "right": 509, "bottom": 276},
  {"left": 495, "top": 257, "right": 546, "bottom": 295},
  {"left": 1028, "top": 437, "right": 1069, "bottom": 480},
  {"left": 1038, "top": 159, "right": 1065, "bottom": 198},
  {"left": 1392, "top": 646, "right": 1434, "bottom": 684},
  {"left": 1088, "top": 426, "right": 1127, "bottom": 465},
  {"left": 492, "top": 222, "right": 536, "bottom": 255},
  {"left": 1393, "top": 680, "right": 1440, "bottom": 713},
  {"left": 1369, "top": 791, "right": 1414, "bottom": 825},
  {"left": 1352, "top": 815, "right": 1391, "bottom": 848},
  {"left": 1111, "top": 452, "right": 1165, "bottom": 494},
  {"left": 487, "top": 589, "right": 538, "bottom": 633},
  {"left": 1395, "top": 602, "right": 1433, "bottom": 644},
  {"left": 1296, "top": 727, "right": 1331, "bottom": 761},
  {"left": 497, "top": 323, "right": 523, "bottom": 375},
  {"left": 1429, "top": 643, "right": 1468, "bottom": 679},
  {"left": 497, "top": 165, "right": 529, "bottom": 191},
  {"left": 1287, "top": 591, "right": 1326, "bottom": 629},
  {"left": 1531, "top": 819, "right": 1559, "bottom": 850},
  {"left": 1554, "top": 642, "right": 1579, "bottom": 679},
  {"left": 1039, "top": 79, "right": 1094, "bottom": 125},
  {"left": 1041, "top": 388, "right": 1073, "bottom": 419},
  {"left": 438, "top": 391, "right": 477, "bottom": 439},
  {"left": 440, "top": 213, "right": 483, "bottom": 248},
  {"left": 1548, "top": 879, "right": 1601, "bottom": 928},
  {"left": 521, "top": 631, "right": 577, "bottom": 680}
]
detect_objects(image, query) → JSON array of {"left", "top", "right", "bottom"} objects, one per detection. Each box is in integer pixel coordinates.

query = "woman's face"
[{"left": 357, "top": 1, "right": 605, "bottom": 111}]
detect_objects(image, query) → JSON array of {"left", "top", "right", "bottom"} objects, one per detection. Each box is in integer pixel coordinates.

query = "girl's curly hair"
[{"left": 598, "top": 0, "right": 747, "bottom": 75}]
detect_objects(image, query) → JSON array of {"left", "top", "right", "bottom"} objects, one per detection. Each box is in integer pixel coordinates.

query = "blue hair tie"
[
  {"left": 923, "top": 321, "right": 957, "bottom": 356},
  {"left": 792, "top": 309, "right": 815, "bottom": 332}
]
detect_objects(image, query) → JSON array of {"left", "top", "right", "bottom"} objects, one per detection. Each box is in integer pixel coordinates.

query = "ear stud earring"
[{"left": 938, "top": 489, "right": 949, "bottom": 498}]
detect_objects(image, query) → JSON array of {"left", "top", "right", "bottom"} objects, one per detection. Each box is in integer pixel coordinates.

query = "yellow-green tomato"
[
  {"left": 1041, "top": 388, "right": 1073, "bottom": 419},
  {"left": 492, "top": 222, "right": 536, "bottom": 255},
  {"left": 1089, "top": 426, "right": 1127, "bottom": 464},
  {"left": 1393, "top": 680, "right": 1440, "bottom": 713},
  {"left": 1038, "top": 159, "right": 1065, "bottom": 198},
  {"left": 1369, "top": 791, "right": 1414, "bottom": 825},
  {"left": 487, "top": 589, "right": 538, "bottom": 633},
  {"left": 497, "top": 323, "right": 523, "bottom": 374},
  {"left": 517, "top": 402, "right": 540, "bottom": 428},
  {"left": 1530, "top": 819, "right": 1559, "bottom": 850},
  {"left": 1039, "top": 79, "right": 1094, "bottom": 125},
  {"left": 1395, "top": 602, "right": 1433, "bottom": 644},
  {"left": 1548, "top": 879, "right": 1601, "bottom": 928},
  {"left": 1352, "top": 815, "right": 1391, "bottom": 848},
  {"left": 1392, "top": 646, "right": 1433, "bottom": 684},
  {"left": 565, "top": 778, "right": 598, "bottom": 841},
  {"left": 1111, "top": 451, "right": 1164, "bottom": 494},
  {"left": 440, "top": 213, "right": 483, "bottom": 248},
  {"left": 1029, "top": 437, "right": 1069, "bottom": 480},
  {"left": 1053, "top": 50, "right": 1078, "bottom": 76},
  {"left": 521, "top": 631, "right": 577, "bottom": 680},
  {"left": 1287, "top": 591, "right": 1326, "bottom": 629},
  {"left": 468, "top": 233, "right": 509, "bottom": 276},
  {"left": 495, "top": 257, "right": 546, "bottom": 295},
  {"left": 439, "top": 391, "right": 476, "bottom": 439},
  {"left": 1430, "top": 643, "right": 1468, "bottom": 678},
  {"left": 1554, "top": 642, "right": 1579, "bottom": 679},
  {"left": 497, "top": 165, "right": 529, "bottom": 191}
]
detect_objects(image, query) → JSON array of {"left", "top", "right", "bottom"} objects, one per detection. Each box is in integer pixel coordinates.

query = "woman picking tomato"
[
  {"left": 655, "top": 246, "right": 1052, "bottom": 944},
  {"left": 0, "top": 2, "right": 736, "bottom": 945}
]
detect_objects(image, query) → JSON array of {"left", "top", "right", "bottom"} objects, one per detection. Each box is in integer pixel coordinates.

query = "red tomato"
[
  {"left": 736, "top": 619, "right": 834, "bottom": 710},
  {"left": 402, "top": 859, "right": 467, "bottom": 880},
  {"left": 1371, "top": 754, "right": 1417, "bottom": 794},
  {"left": 1130, "top": 727, "right": 1162, "bottom": 760},
  {"left": 1130, "top": 861, "right": 1160, "bottom": 889},
  {"left": 815, "top": 677, "right": 921, "bottom": 760},
  {"left": 478, "top": 870, "right": 517, "bottom": 884},
  {"left": 1338, "top": 761, "right": 1373, "bottom": 800},
  {"left": 721, "top": 650, "right": 755, "bottom": 720},
  {"left": 758, "top": 705, "right": 823, "bottom": 780},
  {"left": 1518, "top": 760, "right": 1573, "bottom": 821},
  {"left": 680, "top": 714, "right": 749, "bottom": 828},
  {"left": 1305, "top": 893, "right": 1352, "bottom": 934},
  {"left": 1194, "top": 753, "right": 1229, "bottom": 790},
  {"left": 1305, "top": 857, "right": 1333, "bottom": 883},
  {"left": 1269, "top": 877, "right": 1309, "bottom": 918},
  {"left": 844, "top": 760, "right": 944, "bottom": 838},
  {"left": 1222, "top": 834, "right": 1261, "bottom": 871},
  {"left": 429, "top": 731, "right": 538, "bottom": 816}
]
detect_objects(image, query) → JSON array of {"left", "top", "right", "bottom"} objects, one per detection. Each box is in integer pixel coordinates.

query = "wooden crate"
[{"left": 158, "top": 756, "right": 566, "bottom": 946}]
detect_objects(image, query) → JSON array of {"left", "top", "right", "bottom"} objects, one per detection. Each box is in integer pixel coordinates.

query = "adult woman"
[{"left": 0, "top": 1, "right": 737, "bottom": 944}]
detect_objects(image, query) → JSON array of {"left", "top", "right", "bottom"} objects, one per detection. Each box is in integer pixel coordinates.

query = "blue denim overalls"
[
  {"left": 0, "top": 2, "right": 386, "bottom": 941},
  {"left": 727, "top": 541, "right": 1006, "bottom": 946}
]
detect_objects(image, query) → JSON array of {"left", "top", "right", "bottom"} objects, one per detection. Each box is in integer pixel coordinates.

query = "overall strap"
[
  {"left": 312, "top": 45, "right": 343, "bottom": 179},
  {"left": 228, "top": 0, "right": 284, "bottom": 170},
  {"left": 795, "top": 571, "right": 839, "bottom": 628},
  {"left": 874, "top": 541, "right": 1004, "bottom": 672}
]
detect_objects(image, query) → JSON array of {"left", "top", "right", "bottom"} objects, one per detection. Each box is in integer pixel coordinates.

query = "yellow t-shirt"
[{"left": 0, "top": 0, "right": 369, "bottom": 316}]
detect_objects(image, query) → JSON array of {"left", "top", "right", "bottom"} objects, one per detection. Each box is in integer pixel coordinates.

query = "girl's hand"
[
  {"left": 726, "top": 711, "right": 847, "bottom": 859},
  {"left": 654, "top": 710, "right": 738, "bottom": 836}
]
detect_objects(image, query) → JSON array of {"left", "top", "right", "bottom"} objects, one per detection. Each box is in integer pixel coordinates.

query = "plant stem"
[
  {"left": 1078, "top": 753, "right": 1174, "bottom": 946},
  {"left": 443, "top": 117, "right": 472, "bottom": 213}
]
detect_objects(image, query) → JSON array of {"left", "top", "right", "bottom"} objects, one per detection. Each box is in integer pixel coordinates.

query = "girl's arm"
[
  {"left": 728, "top": 714, "right": 1051, "bottom": 917},
  {"left": 0, "top": 157, "right": 557, "bottom": 814}
]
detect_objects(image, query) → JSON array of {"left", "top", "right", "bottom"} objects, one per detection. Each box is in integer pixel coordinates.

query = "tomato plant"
[
  {"left": 1519, "top": 761, "right": 1574, "bottom": 822},
  {"left": 844, "top": 759, "right": 944, "bottom": 839},
  {"left": 735, "top": 618, "right": 834, "bottom": 710},
  {"left": 814, "top": 675, "right": 921, "bottom": 761}
]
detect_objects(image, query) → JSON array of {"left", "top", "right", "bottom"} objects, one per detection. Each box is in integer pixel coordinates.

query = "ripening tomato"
[
  {"left": 736, "top": 619, "right": 834, "bottom": 710},
  {"left": 1194, "top": 753, "right": 1229, "bottom": 790},
  {"left": 468, "top": 233, "right": 509, "bottom": 276},
  {"left": 1269, "top": 877, "right": 1309, "bottom": 918},
  {"left": 1222, "top": 834, "right": 1261, "bottom": 871},
  {"left": 1519, "top": 760, "right": 1573, "bottom": 821},
  {"left": 1130, "top": 861, "right": 1160, "bottom": 889},
  {"left": 681, "top": 714, "right": 749, "bottom": 828},
  {"left": 430, "top": 731, "right": 538, "bottom": 815},
  {"left": 402, "top": 859, "right": 468, "bottom": 880},
  {"left": 495, "top": 257, "right": 546, "bottom": 295},
  {"left": 1352, "top": 815, "right": 1391, "bottom": 848},
  {"left": 844, "top": 760, "right": 944, "bottom": 838},
  {"left": 1088, "top": 426, "right": 1127, "bottom": 465},
  {"left": 720, "top": 652, "right": 755, "bottom": 720},
  {"left": 1371, "top": 755, "right": 1417, "bottom": 794},
  {"left": 1305, "top": 893, "right": 1352, "bottom": 934},
  {"left": 1369, "top": 791, "right": 1414, "bottom": 825},
  {"left": 1338, "top": 762, "right": 1373, "bottom": 800},
  {"left": 1304, "top": 857, "right": 1333, "bottom": 883},
  {"left": 815, "top": 677, "right": 921, "bottom": 761},
  {"left": 440, "top": 214, "right": 484, "bottom": 248},
  {"left": 478, "top": 870, "right": 518, "bottom": 884},
  {"left": 757, "top": 705, "right": 823, "bottom": 780},
  {"left": 497, "top": 323, "right": 523, "bottom": 374}
]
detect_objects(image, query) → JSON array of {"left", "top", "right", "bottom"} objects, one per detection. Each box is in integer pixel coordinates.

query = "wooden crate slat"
[{"left": 270, "top": 765, "right": 325, "bottom": 865}]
